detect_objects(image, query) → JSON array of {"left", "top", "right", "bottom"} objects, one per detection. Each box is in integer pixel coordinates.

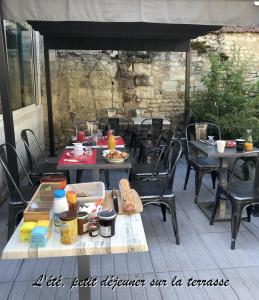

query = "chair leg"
[
  {"left": 104, "top": 170, "right": 111, "bottom": 190},
  {"left": 246, "top": 206, "right": 251, "bottom": 222},
  {"left": 169, "top": 198, "right": 180, "bottom": 245},
  {"left": 76, "top": 170, "right": 83, "bottom": 183},
  {"left": 211, "top": 171, "right": 217, "bottom": 189},
  {"left": 8, "top": 204, "right": 25, "bottom": 239},
  {"left": 194, "top": 170, "right": 203, "bottom": 203},
  {"left": 231, "top": 205, "right": 243, "bottom": 250},
  {"left": 183, "top": 163, "right": 191, "bottom": 190},
  {"left": 160, "top": 204, "right": 167, "bottom": 222},
  {"left": 65, "top": 170, "right": 70, "bottom": 184},
  {"left": 210, "top": 190, "right": 221, "bottom": 225}
]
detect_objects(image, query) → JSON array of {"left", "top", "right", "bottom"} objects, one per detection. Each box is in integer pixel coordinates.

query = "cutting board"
[{"left": 103, "top": 189, "right": 143, "bottom": 215}]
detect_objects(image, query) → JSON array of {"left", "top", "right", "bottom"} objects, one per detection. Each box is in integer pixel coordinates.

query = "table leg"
[
  {"left": 78, "top": 255, "right": 90, "bottom": 300},
  {"left": 92, "top": 169, "right": 100, "bottom": 181},
  {"left": 197, "top": 158, "right": 231, "bottom": 221}
]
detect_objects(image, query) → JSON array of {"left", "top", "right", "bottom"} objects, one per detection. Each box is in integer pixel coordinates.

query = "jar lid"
[
  {"left": 54, "top": 189, "right": 65, "bottom": 198},
  {"left": 59, "top": 211, "right": 77, "bottom": 221},
  {"left": 77, "top": 212, "right": 88, "bottom": 219},
  {"left": 97, "top": 209, "right": 116, "bottom": 220}
]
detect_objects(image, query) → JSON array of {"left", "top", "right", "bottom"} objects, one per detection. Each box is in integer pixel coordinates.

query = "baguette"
[{"left": 119, "top": 179, "right": 136, "bottom": 214}]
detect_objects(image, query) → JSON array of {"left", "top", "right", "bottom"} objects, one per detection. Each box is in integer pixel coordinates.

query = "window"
[{"left": 2, "top": 21, "right": 36, "bottom": 112}]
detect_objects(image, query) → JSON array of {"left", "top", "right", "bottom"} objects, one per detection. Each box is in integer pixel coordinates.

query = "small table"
[
  {"left": 57, "top": 148, "right": 132, "bottom": 182},
  {"left": 1, "top": 211, "right": 148, "bottom": 300},
  {"left": 190, "top": 141, "right": 258, "bottom": 221},
  {"left": 132, "top": 117, "right": 170, "bottom": 126}
]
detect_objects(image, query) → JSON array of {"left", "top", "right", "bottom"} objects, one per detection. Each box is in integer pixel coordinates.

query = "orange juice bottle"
[
  {"left": 66, "top": 191, "right": 78, "bottom": 212},
  {"left": 244, "top": 129, "right": 253, "bottom": 151},
  {"left": 108, "top": 134, "right": 116, "bottom": 150}
]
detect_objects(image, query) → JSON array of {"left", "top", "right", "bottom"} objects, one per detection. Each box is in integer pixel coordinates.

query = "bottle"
[
  {"left": 53, "top": 190, "right": 69, "bottom": 233},
  {"left": 108, "top": 133, "right": 116, "bottom": 150},
  {"left": 66, "top": 191, "right": 78, "bottom": 213},
  {"left": 244, "top": 129, "right": 253, "bottom": 151}
]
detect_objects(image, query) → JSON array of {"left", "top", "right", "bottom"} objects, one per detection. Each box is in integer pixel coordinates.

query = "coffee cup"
[
  {"left": 216, "top": 140, "right": 226, "bottom": 153},
  {"left": 236, "top": 139, "right": 245, "bottom": 152}
]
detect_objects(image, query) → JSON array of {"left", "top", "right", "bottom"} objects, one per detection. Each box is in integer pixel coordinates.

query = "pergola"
[{"left": 0, "top": 0, "right": 259, "bottom": 182}]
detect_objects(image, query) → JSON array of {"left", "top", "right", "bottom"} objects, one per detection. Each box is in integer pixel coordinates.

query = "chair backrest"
[
  {"left": 70, "top": 112, "right": 82, "bottom": 133},
  {"left": 228, "top": 151, "right": 259, "bottom": 202},
  {"left": 108, "top": 118, "right": 120, "bottom": 134},
  {"left": 0, "top": 143, "right": 32, "bottom": 202},
  {"left": 162, "top": 140, "right": 182, "bottom": 193},
  {"left": 185, "top": 122, "right": 221, "bottom": 160},
  {"left": 107, "top": 108, "right": 124, "bottom": 118},
  {"left": 151, "top": 118, "right": 163, "bottom": 143},
  {"left": 21, "top": 129, "right": 48, "bottom": 173}
]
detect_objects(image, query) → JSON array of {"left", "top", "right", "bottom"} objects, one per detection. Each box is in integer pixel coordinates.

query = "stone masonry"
[{"left": 40, "top": 29, "right": 259, "bottom": 146}]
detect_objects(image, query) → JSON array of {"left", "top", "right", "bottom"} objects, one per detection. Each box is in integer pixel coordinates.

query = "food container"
[
  {"left": 31, "top": 226, "right": 48, "bottom": 248},
  {"left": 20, "top": 222, "right": 37, "bottom": 242},
  {"left": 59, "top": 211, "right": 78, "bottom": 244},
  {"left": 236, "top": 139, "right": 245, "bottom": 152},
  {"left": 77, "top": 212, "right": 89, "bottom": 235},
  {"left": 65, "top": 182, "right": 105, "bottom": 203},
  {"left": 97, "top": 209, "right": 117, "bottom": 237},
  {"left": 37, "top": 219, "right": 52, "bottom": 239},
  {"left": 53, "top": 190, "right": 69, "bottom": 233}
]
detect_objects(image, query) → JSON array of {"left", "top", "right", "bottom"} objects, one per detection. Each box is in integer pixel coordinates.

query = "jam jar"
[{"left": 77, "top": 212, "right": 89, "bottom": 235}]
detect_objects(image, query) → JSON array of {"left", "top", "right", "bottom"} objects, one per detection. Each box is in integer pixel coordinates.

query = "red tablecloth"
[{"left": 58, "top": 149, "right": 97, "bottom": 166}]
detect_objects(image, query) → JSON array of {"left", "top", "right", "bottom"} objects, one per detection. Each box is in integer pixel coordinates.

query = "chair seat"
[
  {"left": 224, "top": 181, "right": 254, "bottom": 201},
  {"left": 131, "top": 179, "right": 174, "bottom": 199},
  {"left": 133, "top": 163, "right": 167, "bottom": 176},
  {"left": 190, "top": 157, "right": 220, "bottom": 168}
]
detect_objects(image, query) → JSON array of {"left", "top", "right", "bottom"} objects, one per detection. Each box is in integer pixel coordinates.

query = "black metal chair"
[
  {"left": 21, "top": 129, "right": 69, "bottom": 184},
  {"left": 133, "top": 118, "right": 163, "bottom": 157},
  {"left": 70, "top": 111, "right": 84, "bottom": 134},
  {"left": 0, "top": 143, "right": 38, "bottom": 238},
  {"left": 184, "top": 123, "right": 221, "bottom": 203},
  {"left": 131, "top": 130, "right": 174, "bottom": 180},
  {"left": 210, "top": 151, "right": 259, "bottom": 250},
  {"left": 130, "top": 140, "right": 182, "bottom": 244}
]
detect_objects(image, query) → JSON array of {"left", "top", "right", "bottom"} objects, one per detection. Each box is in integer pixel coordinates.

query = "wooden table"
[
  {"left": 57, "top": 148, "right": 132, "bottom": 182},
  {"left": 190, "top": 141, "right": 258, "bottom": 221},
  {"left": 1, "top": 212, "right": 148, "bottom": 299},
  {"left": 132, "top": 117, "right": 170, "bottom": 126}
]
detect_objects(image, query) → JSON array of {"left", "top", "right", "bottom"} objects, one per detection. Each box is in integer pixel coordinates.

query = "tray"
[
  {"left": 24, "top": 182, "right": 61, "bottom": 222},
  {"left": 65, "top": 182, "right": 105, "bottom": 202}
]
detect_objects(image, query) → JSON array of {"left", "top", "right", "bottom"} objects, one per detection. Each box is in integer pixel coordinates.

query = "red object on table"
[
  {"left": 58, "top": 149, "right": 97, "bottom": 165},
  {"left": 97, "top": 136, "right": 124, "bottom": 147},
  {"left": 77, "top": 131, "right": 85, "bottom": 142}
]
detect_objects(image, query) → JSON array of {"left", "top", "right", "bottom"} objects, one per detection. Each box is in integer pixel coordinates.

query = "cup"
[
  {"left": 73, "top": 143, "right": 85, "bottom": 157},
  {"left": 216, "top": 140, "right": 226, "bottom": 153},
  {"left": 208, "top": 136, "right": 214, "bottom": 144},
  {"left": 236, "top": 139, "right": 245, "bottom": 152},
  {"left": 77, "top": 131, "right": 85, "bottom": 142}
]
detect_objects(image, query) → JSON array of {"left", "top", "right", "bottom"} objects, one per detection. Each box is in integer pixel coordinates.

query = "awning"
[{"left": 2, "top": 0, "right": 259, "bottom": 26}]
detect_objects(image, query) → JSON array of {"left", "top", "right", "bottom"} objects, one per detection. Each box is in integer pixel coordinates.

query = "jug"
[{"left": 73, "top": 143, "right": 85, "bottom": 157}]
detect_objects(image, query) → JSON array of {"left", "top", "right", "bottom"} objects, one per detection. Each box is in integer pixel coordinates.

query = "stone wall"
[{"left": 41, "top": 31, "right": 259, "bottom": 146}]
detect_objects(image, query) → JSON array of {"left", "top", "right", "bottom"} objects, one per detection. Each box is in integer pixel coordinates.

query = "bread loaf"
[{"left": 119, "top": 179, "right": 136, "bottom": 214}]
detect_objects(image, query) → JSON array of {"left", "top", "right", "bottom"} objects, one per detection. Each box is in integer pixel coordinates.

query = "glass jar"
[
  {"left": 59, "top": 211, "right": 78, "bottom": 244},
  {"left": 244, "top": 129, "right": 253, "bottom": 151},
  {"left": 108, "top": 134, "right": 116, "bottom": 150},
  {"left": 77, "top": 212, "right": 89, "bottom": 235}
]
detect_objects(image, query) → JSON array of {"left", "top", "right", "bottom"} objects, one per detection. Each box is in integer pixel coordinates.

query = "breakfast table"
[
  {"left": 71, "top": 136, "right": 125, "bottom": 148},
  {"left": 1, "top": 193, "right": 148, "bottom": 300},
  {"left": 189, "top": 141, "right": 259, "bottom": 221},
  {"left": 57, "top": 147, "right": 132, "bottom": 182}
]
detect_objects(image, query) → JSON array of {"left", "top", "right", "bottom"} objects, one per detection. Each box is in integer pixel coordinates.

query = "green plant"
[{"left": 190, "top": 51, "right": 259, "bottom": 145}]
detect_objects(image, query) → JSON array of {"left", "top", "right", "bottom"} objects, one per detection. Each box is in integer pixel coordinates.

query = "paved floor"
[{"left": 1, "top": 158, "right": 259, "bottom": 299}]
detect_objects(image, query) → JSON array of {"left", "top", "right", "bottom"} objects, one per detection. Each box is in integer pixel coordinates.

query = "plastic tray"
[{"left": 64, "top": 182, "right": 105, "bottom": 202}]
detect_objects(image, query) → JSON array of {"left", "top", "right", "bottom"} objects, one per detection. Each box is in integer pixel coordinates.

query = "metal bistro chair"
[
  {"left": 131, "top": 130, "right": 174, "bottom": 180},
  {"left": 184, "top": 123, "right": 221, "bottom": 203},
  {"left": 0, "top": 143, "right": 38, "bottom": 238},
  {"left": 133, "top": 118, "right": 163, "bottom": 157},
  {"left": 70, "top": 112, "right": 84, "bottom": 135},
  {"left": 130, "top": 140, "right": 182, "bottom": 244},
  {"left": 210, "top": 151, "right": 259, "bottom": 250},
  {"left": 21, "top": 129, "right": 69, "bottom": 184}
]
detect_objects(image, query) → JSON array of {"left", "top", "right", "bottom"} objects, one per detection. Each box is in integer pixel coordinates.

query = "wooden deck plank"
[
  {"left": 100, "top": 254, "right": 114, "bottom": 276},
  {"left": 99, "top": 275, "right": 116, "bottom": 300},
  {"left": 0, "top": 282, "right": 13, "bottom": 300},
  {"left": 115, "top": 274, "right": 131, "bottom": 300},
  {"left": 113, "top": 253, "right": 128, "bottom": 275},
  {"left": 129, "top": 273, "right": 147, "bottom": 300},
  {"left": 125, "top": 253, "right": 141, "bottom": 274},
  {"left": 0, "top": 259, "right": 22, "bottom": 282},
  {"left": 60, "top": 256, "right": 76, "bottom": 279},
  {"left": 142, "top": 272, "right": 162, "bottom": 300}
]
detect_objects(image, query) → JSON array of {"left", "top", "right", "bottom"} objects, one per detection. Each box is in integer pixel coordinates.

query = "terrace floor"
[{"left": 1, "top": 157, "right": 259, "bottom": 299}]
